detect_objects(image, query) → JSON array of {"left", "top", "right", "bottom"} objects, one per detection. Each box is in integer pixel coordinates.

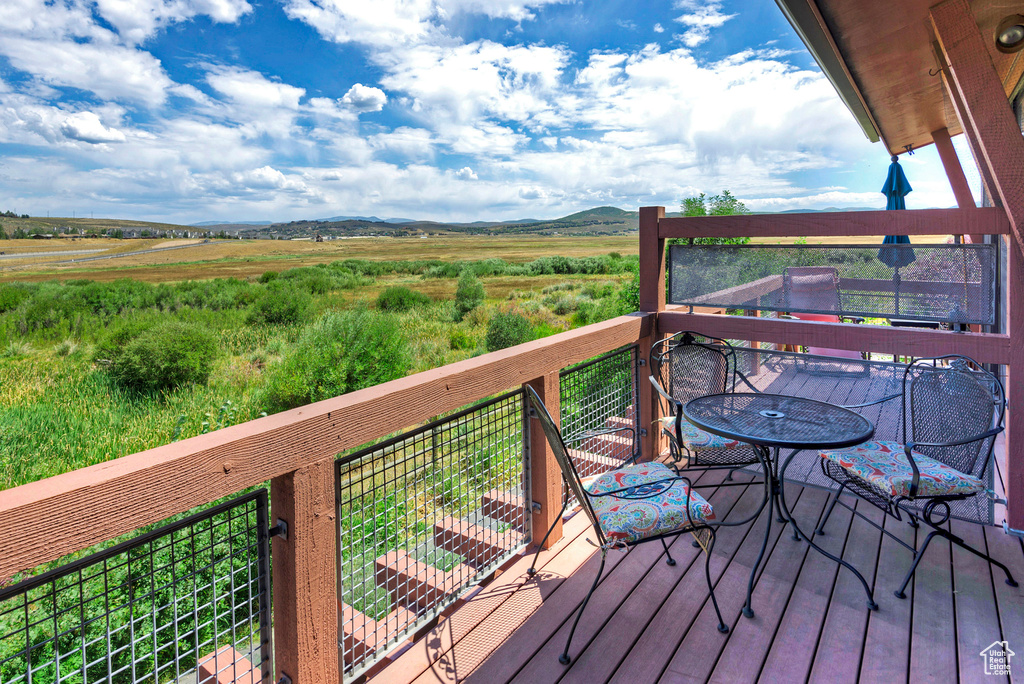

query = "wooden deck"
[{"left": 370, "top": 452, "right": 1024, "bottom": 684}]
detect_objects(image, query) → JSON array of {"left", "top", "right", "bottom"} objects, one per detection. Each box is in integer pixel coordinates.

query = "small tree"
[
  {"left": 454, "top": 269, "right": 484, "bottom": 321},
  {"left": 676, "top": 190, "right": 751, "bottom": 245},
  {"left": 485, "top": 310, "right": 533, "bottom": 352}
]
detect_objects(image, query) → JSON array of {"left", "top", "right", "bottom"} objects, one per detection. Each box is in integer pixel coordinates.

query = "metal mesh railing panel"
[
  {"left": 668, "top": 243, "right": 997, "bottom": 325},
  {"left": 335, "top": 391, "right": 527, "bottom": 680},
  {"left": 0, "top": 491, "right": 271, "bottom": 684},
  {"left": 728, "top": 346, "right": 994, "bottom": 524},
  {"left": 559, "top": 346, "right": 640, "bottom": 494}
]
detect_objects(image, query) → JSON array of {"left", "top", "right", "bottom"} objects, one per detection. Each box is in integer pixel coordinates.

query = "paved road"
[
  {"left": 0, "top": 240, "right": 215, "bottom": 268},
  {"left": 0, "top": 248, "right": 106, "bottom": 259}
]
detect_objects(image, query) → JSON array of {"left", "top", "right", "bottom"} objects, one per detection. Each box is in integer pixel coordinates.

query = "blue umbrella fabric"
[{"left": 878, "top": 155, "right": 916, "bottom": 269}]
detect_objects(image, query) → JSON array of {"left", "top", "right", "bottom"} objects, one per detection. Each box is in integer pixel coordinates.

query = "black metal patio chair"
[
  {"left": 649, "top": 331, "right": 766, "bottom": 478},
  {"left": 814, "top": 355, "right": 1018, "bottom": 598},
  {"left": 524, "top": 385, "right": 728, "bottom": 666}
]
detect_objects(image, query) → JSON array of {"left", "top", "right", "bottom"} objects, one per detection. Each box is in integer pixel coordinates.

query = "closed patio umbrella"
[{"left": 878, "top": 155, "right": 916, "bottom": 315}]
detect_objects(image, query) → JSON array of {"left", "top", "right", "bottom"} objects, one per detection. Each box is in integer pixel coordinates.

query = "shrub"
[
  {"left": 454, "top": 270, "right": 484, "bottom": 321},
  {"left": 258, "top": 271, "right": 279, "bottom": 284},
  {"left": 247, "top": 283, "right": 311, "bottom": 325},
  {"left": 376, "top": 286, "right": 432, "bottom": 312},
  {"left": 0, "top": 284, "right": 32, "bottom": 313},
  {"left": 485, "top": 311, "right": 533, "bottom": 352},
  {"left": 616, "top": 269, "right": 639, "bottom": 315},
  {"left": 448, "top": 328, "right": 476, "bottom": 351},
  {"left": 260, "top": 309, "right": 410, "bottom": 413},
  {"left": 110, "top": 321, "right": 218, "bottom": 392}
]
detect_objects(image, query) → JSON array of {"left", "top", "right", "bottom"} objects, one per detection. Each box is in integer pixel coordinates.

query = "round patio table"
[{"left": 683, "top": 393, "right": 878, "bottom": 615}]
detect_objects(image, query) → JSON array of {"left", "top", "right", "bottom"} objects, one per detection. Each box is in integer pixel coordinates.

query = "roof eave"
[{"left": 775, "top": 0, "right": 882, "bottom": 145}]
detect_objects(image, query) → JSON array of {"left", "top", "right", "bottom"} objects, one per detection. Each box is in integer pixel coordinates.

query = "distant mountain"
[{"left": 236, "top": 205, "right": 639, "bottom": 240}]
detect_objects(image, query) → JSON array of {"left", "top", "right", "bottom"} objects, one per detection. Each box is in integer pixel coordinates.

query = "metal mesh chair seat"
[
  {"left": 820, "top": 440, "right": 985, "bottom": 499},
  {"left": 814, "top": 355, "right": 1016, "bottom": 600}
]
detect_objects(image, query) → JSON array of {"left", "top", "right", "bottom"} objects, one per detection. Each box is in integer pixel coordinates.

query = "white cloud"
[
  {"left": 341, "top": 84, "right": 387, "bottom": 112},
  {"left": 454, "top": 166, "right": 478, "bottom": 180},
  {"left": 673, "top": 1, "right": 736, "bottom": 47},
  {"left": 654, "top": 23, "right": 665, "bottom": 33},
  {"left": 94, "top": 0, "right": 252, "bottom": 44},
  {"left": 0, "top": 38, "right": 174, "bottom": 106},
  {"left": 60, "top": 111, "right": 126, "bottom": 144},
  {"left": 206, "top": 67, "right": 304, "bottom": 110},
  {"left": 371, "top": 127, "right": 436, "bottom": 159}
]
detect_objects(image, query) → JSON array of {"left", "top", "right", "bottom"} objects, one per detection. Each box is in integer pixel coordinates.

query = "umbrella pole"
[{"left": 894, "top": 268, "right": 901, "bottom": 317}]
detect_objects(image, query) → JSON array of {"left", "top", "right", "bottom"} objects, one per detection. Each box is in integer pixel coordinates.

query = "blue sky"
[{"left": 0, "top": 0, "right": 980, "bottom": 224}]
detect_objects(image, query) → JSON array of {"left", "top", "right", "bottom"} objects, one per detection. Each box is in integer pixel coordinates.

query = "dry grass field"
[{"left": 0, "top": 235, "right": 639, "bottom": 283}]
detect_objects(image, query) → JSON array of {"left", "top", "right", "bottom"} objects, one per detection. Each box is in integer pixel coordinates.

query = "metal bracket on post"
[
  {"left": 531, "top": 501, "right": 542, "bottom": 514},
  {"left": 639, "top": 428, "right": 648, "bottom": 437},
  {"left": 1004, "top": 520, "right": 1024, "bottom": 539},
  {"left": 638, "top": 358, "right": 646, "bottom": 366},
  {"left": 278, "top": 675, "right": 293, "bottom": 684},
  {"left": 269, "top": 518, "right": 288, "bottom": 541}
]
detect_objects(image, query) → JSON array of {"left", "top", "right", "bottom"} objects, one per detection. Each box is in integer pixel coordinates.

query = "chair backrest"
[
  {"left": 902, "top": 356, "right": 1005, "bottom": 479},
  {"left": 784, "top": 266, "right": 841, "bottom": 314},
  {"left": 650, "top": 331, "right": 737, "bottom": 404},
  {"left": 525, "top": 385, "right": 606, "bottom": 546}
]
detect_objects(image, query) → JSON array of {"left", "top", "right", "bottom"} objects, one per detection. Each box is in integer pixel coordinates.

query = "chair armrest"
[
  {"left": 904, "top": 427, "right": 1002, "bottom": 497},
  {"left": 649, "top": 375, "right": 685, "bottom": 448},
  {"left": 907, "top": 427, "right": 1003, "bottom": 452},
  {"left": 734, "top": 368, "right": 763, "bottom": 394},
  {"left": 842, "top": 393, "right": 901, "bottom": 410},
  {"left": 588, "top": 476, "right": 683, "bottom": 500}
]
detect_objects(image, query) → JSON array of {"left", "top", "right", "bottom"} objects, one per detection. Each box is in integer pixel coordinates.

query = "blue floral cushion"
[
  {"left": 662, "top": 417, "right": 742, "bottom": 450},
  {"left": 585, "top": 462, "right": 714, "bottom": 545},
  {"left": 820, "top": 440, "right": 984, "bottom": 498}
]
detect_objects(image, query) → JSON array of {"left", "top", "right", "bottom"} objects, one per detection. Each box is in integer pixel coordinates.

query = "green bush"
[
  {"left": 109, "top": 321, "right": 218, "bottom": 392},
  {"left": 448, "top": 328, "right": 476, "bottom": 350},
  {"left": 260, "top": 309, "right": 410, "bottom": 414},
  {"left": 485, "top": 311, "right": 533, "bottom": 352},
  {"left": 454, "top": 270, "right": 484, "bottom": 321},
  {"left": 376, "top": 286, "right": 432, "bottom": 312},
  {"left": 247, "top": 283, "right": 311, "bottom": 325},
  {"left": 258, "top": 270, "right": 279, "bottom": 284}
]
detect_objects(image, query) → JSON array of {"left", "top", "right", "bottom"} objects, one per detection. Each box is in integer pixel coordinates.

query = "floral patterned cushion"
[
  {"left": 585, "top": 462, "right": 714, "bottom": 545},
  {"left": 819, "top": 440, "right": 984, "bottom": 498},
  {"left": 662, "top": 417, "right": 742, "bottom": 450}
]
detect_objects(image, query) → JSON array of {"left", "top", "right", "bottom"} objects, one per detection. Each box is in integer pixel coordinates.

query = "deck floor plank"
[
  {"left": 603, "top": 478, "right": 768, "bottom": 684},
  {"left": 659, "top": 483, "right": 808, "bottom": 683},
  {"left": 557, "top": 471, "right": 753, "bottom": 684},
  {"left": 706, "top": 486, "right": 830, "bottom": 684},
  {"left": 858, "top": 505, "right": 916, "bottom": 684},
  {"left": 379, "top": 509, "right": 592, "bottom": 684},
  {"left": 908, "top": 530, "right": 958, "bottom": 682},
  {"left": 983, "top": 524, "right": 1024, "bottom": 678},
  {"left": 756, "top": 494, "right": 857, "bottom": 683},
  {"left": 807, "top": 501, "right": 885, "bottom": 684},
  {"left": 950, "top": 520, "right": 1009, "bottom": 684}
]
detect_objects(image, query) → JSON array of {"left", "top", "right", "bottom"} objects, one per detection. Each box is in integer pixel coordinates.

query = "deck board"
[
  {"left": 950, "top": 520, "right": 1007, "bottom": 684},
  {"left": 908, "top": 531, "right": 958, "bottom": 682}
]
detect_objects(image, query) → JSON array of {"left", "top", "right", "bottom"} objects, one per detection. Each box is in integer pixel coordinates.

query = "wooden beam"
[
  {"left": 639, "top": 206, "right": 666, "bottom": 312},
  {"left": 931, "top": 127, "right": 976, "bottom": 209},
  {"left": 932, "top": 0, "right": 1024, "bottom": 531},
  {"left": 658, "top": 208, "right": 1009, "bottom": 240},
  {"left": 931, "top": 127, "right": 985, "bottom": 243},
  {"left": 658, "top": 311, "right": 1010, "bottom": 365},
  {"left": 686, "top": 274, "right": 783, "bottom": 305},
  {"left": 526, "top": 373, "right": 562, "bottom": 548},
  {"left": 0, "top": 313, "right": 651, "bottom": 578},
  {"left": 272, "top": 459, "right": 339, "bottom": 684}
]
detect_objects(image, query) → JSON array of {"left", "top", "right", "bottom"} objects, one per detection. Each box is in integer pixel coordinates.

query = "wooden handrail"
[
  {"left": 0, "top": 313, "right": 652, "bottom": 578},
  {"left": 660, "top": 310, "right": 1010, "bottom": 363},
  {"left": 659, "top": 207, "right": 1009, "bottom": 239}
]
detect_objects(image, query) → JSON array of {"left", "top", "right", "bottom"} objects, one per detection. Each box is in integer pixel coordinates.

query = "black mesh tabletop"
[{"left": 683, "top": 393, "right": 874, "bottom": 450}]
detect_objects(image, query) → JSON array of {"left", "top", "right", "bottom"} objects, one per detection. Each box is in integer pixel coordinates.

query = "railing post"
[
  {"left": 639, "top": 206, "right": 667, "bottom": 461},
  {"left": 271, "top": 459, "right": 340, "bottom": 683},
  {"left": 930, "top": 0, "right": 1024, "bottom": 531},
  {"left": 527, "top": 372, "right": 562, "bottom": 548}
]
